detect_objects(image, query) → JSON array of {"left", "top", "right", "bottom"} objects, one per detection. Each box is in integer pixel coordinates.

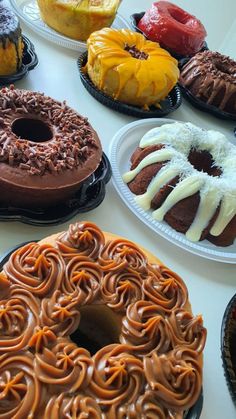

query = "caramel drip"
[
  {"left": 0, "top": 351, "right": 42, "bottom": 418},
  {"left": 144, "top": 348, "right": 202, "bottom": 410},
  {"left": 40, "top": 290, "right": 80, "bottom": 336},
  {"left": 89, "top": 344, "right": 144, "bottom": 413},
  {"left": 121, "top": 301, "right": 171, "bottom": 355},
  {"left": 143, "top": 264, "right": 188, "bottom": 310},
  {"left": 101, "top": 268, "right": 144, "bottom": 312},
  {"left": 57, "top": 222, "right": 105, "bottom": 260},
  {"left": 44, "top": 393, "right": 102, "bottom": 419},
  {"left": 166, "top": 309, "right": 207, "bottom": 353},
  {"left": 99, "top": 239, "right": 148, "bottom": 275},
  {"left": 63, "top": 256, "right": 102, "bottom": 304},
  {"left": 35, "top": 338, "right": 93, "bottom": 393},
  {"left": 0, "top": 286, "right": 40, "bottom": 352},
  {"left": 4, "top": 243, "right": 65, "bottom": 297}
]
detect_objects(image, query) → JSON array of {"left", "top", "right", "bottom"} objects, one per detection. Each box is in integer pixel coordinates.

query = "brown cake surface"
[
  {"left": 180, "top": 50, "right": 236, "bottom": 115},
  {"left": 0, "top": 86, "right": 102, "bottom": 208},
  {"left": 0, "top": 221, "right": 206, "bottom": 418}
]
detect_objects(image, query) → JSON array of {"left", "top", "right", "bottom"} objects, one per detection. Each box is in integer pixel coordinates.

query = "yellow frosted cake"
[
  {"left": 0, "top": 1, "right": 23, "bottom": 76},
  {"left": 37, "top": 0, "right": 121, "bottom": 41},
  {"left": 86, "top": 28, "right": 180, "bottom": 108}
]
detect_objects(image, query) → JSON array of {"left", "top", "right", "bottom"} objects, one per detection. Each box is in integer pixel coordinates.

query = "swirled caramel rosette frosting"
[
  {"left": 0, "top": 286, "right": 40, "bottom": 352},
  {"left": 0, "top": 221, "right": 206, "bottom": 418},
  {"left": 56, "top": 222, "right": 105, "bottom": 260},
  {"left": 4, "top": 243, "right": 65, "bottom": 297},
  {"left": 0, "top": 351, "right": 42, "bottom": 418},
  {"left": 44, "top": 393, "right": 102, "bottom": 418},
  {"left": 35, "top": 338, "right": 93, "bottom": 393}
]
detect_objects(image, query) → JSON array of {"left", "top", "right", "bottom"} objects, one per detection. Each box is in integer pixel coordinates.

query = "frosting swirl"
[
  {"left": 101, "top": 269, "right": 143, "bottom": 312},
  {"left": 35, "top": 338, "right": 93, "bottom": 393},
  {"left": 143, "top": 264, "right": 188, "bottom": 311},
  {"left": 99, "top": 239, "right": 148, "bottom": 274},
  {"left": 62, "top": 256, "right": 102, "bottom": 304},
  {"left": 133, "top": 391, "right": 183, "bottom": 419},
  {"left": 40, "top": 290, "right": 80, "bottom": 336},
  {"left": 144, "top": 348, "right": 202, "bottom": 410},
  {"left": 89, "top": 344, "right": 144, "bottom": 413},
  {"left": 121, "top": 300, "right": 171, "bottom": 355},
  {"left": 57, "top": 222, "right": 105, "bottom": 260},
  {"left": 4, "top": 243, "right": 65, "bottom": 297},
  {"left": 0, "top": 351, "right": 42, "bottom": 418},
  {"left": 0, "top": 286, "right": 40, "bottom": 352},
  {"left": 44, "top": 393, "right": 102, "bottom": 418}
]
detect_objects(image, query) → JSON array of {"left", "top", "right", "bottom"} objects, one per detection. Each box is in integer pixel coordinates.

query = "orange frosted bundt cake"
[
  {"left": 0, "top": 86, "right": 102, "bottom": 208},
  {"left": 37, "top": 0, "right": 121, "bottom": 41},
  {"left": 0, "top": 0, "right": 23, "bottom": 75},
  {"left": 123, "top": 122, "right": 236, "bottom": 246},
  {"left": 180, "top": 50, "right": 236, "bottom": 115},
  {"left": 86, "top": 28, "right": 180, "bottom": 108},
  {"left": 0, "top": 220, "right": 206, "bottom": 417}
]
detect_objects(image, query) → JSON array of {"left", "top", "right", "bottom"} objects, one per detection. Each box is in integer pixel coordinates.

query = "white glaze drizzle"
[{"left": 123, "top": 122, "right": 236, "bottom": 242}]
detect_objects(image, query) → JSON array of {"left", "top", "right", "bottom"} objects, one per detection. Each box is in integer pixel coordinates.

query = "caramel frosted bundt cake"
[
  {"left": 0, "top": 0, "right": 23, "bottom": 75},
  {"left": 86, "top": 28, "right": 180, "bottom": 108},
  {"left": 123, "top": 122, "right": 236, "bottom": 247},
  {"left": 180, "top": 50, "right": 236, "bottom": 115},
  {"left": 37, "top": 0, "right": 121, "bottom": 41},
  {"left": 0, "top": 86, "right": 102, "bottom": 208},
  {"left": 0, "top": 221, "right": 206, "bottom": 418}
]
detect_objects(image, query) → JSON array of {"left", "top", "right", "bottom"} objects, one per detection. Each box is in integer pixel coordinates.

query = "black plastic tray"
[
  {"left": 0, "top": 153, "right": 111, "bottom": 226},
  {"left": 0, "top": 35, "right": 38, "bottom": 85},
  {"left": 130, "top": 11, "right": 208, "bottom": 62},
  {"left": 78, "top": 52, "right": 182, "bottom": 119},
  {"left": 221, "top": 293, "right": 236, "bottom": 406}
]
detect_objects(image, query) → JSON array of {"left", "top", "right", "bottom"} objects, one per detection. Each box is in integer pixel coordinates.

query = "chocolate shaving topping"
[{"left": 0, "top": 87, "right": 99, "bottom": 176}]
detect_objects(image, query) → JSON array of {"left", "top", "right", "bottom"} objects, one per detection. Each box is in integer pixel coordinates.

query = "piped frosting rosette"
[{"left": 0, "top": 221, "right": 206, "bottom": 417}]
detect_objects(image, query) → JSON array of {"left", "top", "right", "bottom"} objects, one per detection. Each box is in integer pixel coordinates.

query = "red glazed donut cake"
[
  {"left": 138, "top": 1, "right": 207, "bottom": 56},
  {"left": 0, "top": 86, "right": 102, "bottom": 208},
  {"left": 180, "top": 50, "right": 236, "bottom": 115},
  {"left": 0, "top": 221, "right": 206, "bottom": 418},
  {"left": 123, "top": 122, "right": 236, "bottom": 247}
]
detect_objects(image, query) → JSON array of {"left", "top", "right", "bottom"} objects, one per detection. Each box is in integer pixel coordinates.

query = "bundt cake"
[
  {"left": 37, "top": 0, "right": 121, "bottom": 41},
  {"left": 0, "top": 0, "right": 23, "bottom": 75},
  {"left": 0, "top": 86, "right": 102, "bottom": 208},
  {"left": 138, "top": 1, "right": 207, "bottom": 57},
  {"left": 180, "top": 50, "right": 236, "bottom": 115},
  {"left": 86, "top": 28, "right": 180, "bottom": 108},
  {"left": 123, "top": 122, "right": 236, "bottom": 247},
  {"left": 0, "top": 220, "right": 206, "bottom": 417}
]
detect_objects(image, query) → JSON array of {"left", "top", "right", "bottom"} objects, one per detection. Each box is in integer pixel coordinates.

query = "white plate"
[
  {"left": 10, "top": 0, "right": 130, "bottom": 51},
  {"left": 109, "top": 118, "right": 236, "bottom": 264}
]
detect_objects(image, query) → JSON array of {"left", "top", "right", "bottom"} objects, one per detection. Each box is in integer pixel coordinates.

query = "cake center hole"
[
  {"left": 188, "top": 149, "right": 222, "bottom": 177},
  {"left": 124, "top": 44, "right": 148, "bottom": 60},
  {"left": 169, "top": 8, "right": 189, "bottom": 24},
  {"left": 213, "top": 60, "right": 231, "bottom": 75},
  {"left": 70, "top": 305, "right": 120, "bottom": 356},
  {"left": 11, "top": 118, "right": 53, "bottom": 142}
]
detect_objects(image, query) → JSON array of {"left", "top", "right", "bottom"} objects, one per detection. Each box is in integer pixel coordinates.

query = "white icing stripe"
[
  {"left": 186, "top": 189, "right": 221, "bottom": 242},
  {"left": 210, "top": 196, "right": 236, "bottom": 236},
  {"left": 152, "top": 176, "right": 204, "bottom": 221},
  {"left": 135, "top": 166, "right": 180, "bottom": 211},
  {"left": 122, "top": 149, "right": 174, "bottom": 183}
]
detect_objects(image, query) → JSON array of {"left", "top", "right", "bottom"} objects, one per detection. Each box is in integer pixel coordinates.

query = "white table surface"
[{"left": 2, "top": 0, "right": 236, "bottom": 418}]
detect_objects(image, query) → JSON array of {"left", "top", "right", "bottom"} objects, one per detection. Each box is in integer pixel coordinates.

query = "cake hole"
[
  {"left": 213, "top": 59, "right": 232, "bottom": 75},
  {"left": 11, "top": 118, "right": 53, "bottom": 142},
  {"left": 70, "top": 305, "right": 121, "bottom": 356},
  {"left": 169, "top": 8, "right": 189, "bottom": 24},
  {"left": 124, "top": 44, "right": 148, "bottom": 60},
  {"left": 188, "top": 149, "right": 222, "bottom": 177}
]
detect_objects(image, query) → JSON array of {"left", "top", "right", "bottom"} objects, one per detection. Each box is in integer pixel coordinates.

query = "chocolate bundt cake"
[
  {"left": 0, "top": 220, "right": 206, "bottom": 417},
  {"left": 0, "top": 0, "right": 23, "bottom": 75},
  {"left": 123, "top": 122, "right": 236, "bottom": 246},
  {"left": 0, "top": 86, "right": 102, "bottom": 208},
  {"left": 180, "top": 50, "right": 236, "bottom": 115}
]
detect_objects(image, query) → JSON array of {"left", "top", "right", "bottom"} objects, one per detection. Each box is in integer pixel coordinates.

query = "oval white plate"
[
  {"left": 109, "top": 118, "right": 236, "bottom": 264},
  {"left": 10, "top": 0, "right": 130, "bottom": 51}
]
